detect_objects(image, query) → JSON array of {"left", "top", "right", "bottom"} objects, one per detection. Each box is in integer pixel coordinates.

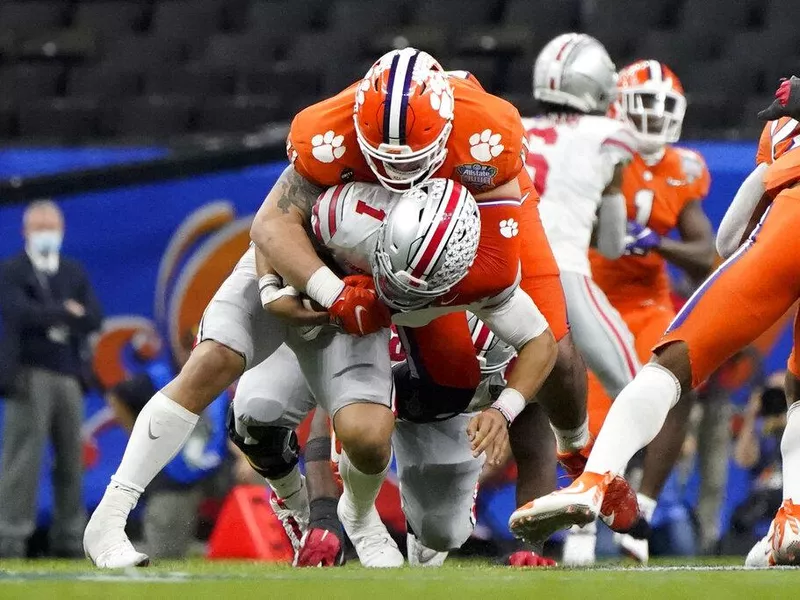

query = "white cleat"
[
  {"left": 269, "top": 476, "right": 309, "bottom": 553},
  {"left": 83, "top": 486, "right": 149, "bottom": 568},
  {"left": 337, "top": 494, "right": 403, "bottom": 568},
  {"left": 509, "top": 473, "right": 608, "bottom": 544},
  {"left": 614, "top": 532, "right": 649, "bottom": 564},
  {"left": 745, "top": 534, "right": 772, "bottom": 568},
  {"left": 407, "top": 533, "right": 448, "bottom": 568},
  {"left": 562, "top": 522, "right": 597, "bottom": 567}
]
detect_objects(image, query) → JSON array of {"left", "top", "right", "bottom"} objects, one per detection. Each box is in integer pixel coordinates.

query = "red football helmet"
[
  {"left": 354, "top": 47, "right": 454, "bottom": 191},
  {"left": 618, "top": 60, "right": 686, "bottom": 153}
]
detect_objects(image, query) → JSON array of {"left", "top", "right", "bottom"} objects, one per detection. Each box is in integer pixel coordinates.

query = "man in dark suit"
[{"left": 0, "top": 200, "right": 103, "bottom": 558}]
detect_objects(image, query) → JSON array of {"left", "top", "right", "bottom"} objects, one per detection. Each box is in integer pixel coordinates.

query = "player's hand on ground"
[
  {"left": 265, "top": 294, "right": 330, "bottom": 327},
  {"left": 329, "top": 284, "right": 391, "bottom": 336},
  {"left": 467, "top": 408, "right": 510, "bottom": 466},
  {"left": 759, "top": 76, "right": 800, "bottom": 121}
]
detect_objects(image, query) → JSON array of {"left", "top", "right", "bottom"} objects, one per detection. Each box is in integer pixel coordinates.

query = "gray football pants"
[{"left": 560, "top": 271, "right": 641, "bottom": 398}]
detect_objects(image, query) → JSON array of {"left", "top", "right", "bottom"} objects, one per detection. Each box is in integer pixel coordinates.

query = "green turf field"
[{"left": 0, "top": 558, "right": 793, "bottom": 600}]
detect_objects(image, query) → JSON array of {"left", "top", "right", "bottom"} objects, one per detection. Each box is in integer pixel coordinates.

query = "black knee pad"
[{"left": 227, "top": 405, "right": 299, "bottom": 478}]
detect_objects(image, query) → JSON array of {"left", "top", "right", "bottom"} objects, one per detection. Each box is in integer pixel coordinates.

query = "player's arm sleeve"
[
  {"left": 755, "top": 122, "right": 773, "bottom": 166},
  {"left": 472, "top": 287, "right": 549, "bottom": 351},
  {"left": 458, "top": 200, "right": 522, "bottom": 302},
  {"left": 716, "top": 162, "right": 769, "bottom": 258}
]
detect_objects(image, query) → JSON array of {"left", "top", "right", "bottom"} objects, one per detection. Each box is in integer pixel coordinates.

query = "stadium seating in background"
[{"left": 0, "top": 0, "right": 786, "bottom": 143}]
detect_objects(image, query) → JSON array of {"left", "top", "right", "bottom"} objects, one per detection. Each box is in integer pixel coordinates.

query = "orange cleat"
[
  {"left": 509, "top": 472, "right": 611, "bottom": 545},
  {"left": 557, "top": 439, "right": 639, "bottom": 534},
  {"left": 598, "top": 475, "right": 640, "bottom": 533},
  {"left": 769, "top": 500, "right": 800, "bottom": 566}
]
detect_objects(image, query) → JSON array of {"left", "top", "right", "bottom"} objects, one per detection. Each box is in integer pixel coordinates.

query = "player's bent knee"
[
  {"left": 333, "top": 402, "right": 394, "bottom": 469},
  {"left": 164, "top": 341, "right": 245, "bottom": 412},
  {"left": 184, "top": 340, "right": 244, "bottom": 383},
  {"left": 227, "top": 405, "right": 299, "bottom": 479},
  {"left": 416, "top": 515, "right": 472, "bottom": 552}
]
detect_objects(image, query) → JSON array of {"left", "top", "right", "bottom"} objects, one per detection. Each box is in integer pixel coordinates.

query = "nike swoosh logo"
[
  {"left": 440, "top": 294, "right": 459, "bottom": 306},
  {"left": 148, "top": 418, "right": 160, "bottom": 440},
  {"left": 354, "top": 305, "right": 366, "bottom": 335}
]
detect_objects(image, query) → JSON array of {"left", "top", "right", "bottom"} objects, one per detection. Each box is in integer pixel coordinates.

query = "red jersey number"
[
  {"left": 526, "top": 127, "right": 558, "bottom": 195},
  {"left": 355, "top": 199, "right": 386, "bottom": 222}
]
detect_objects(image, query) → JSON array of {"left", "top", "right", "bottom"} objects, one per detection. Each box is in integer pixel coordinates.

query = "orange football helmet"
[
  {"left": 618, "top": 60, "right": 686, "bottom": 153},
  {"left": 354, "top": 47, "right": 454, "bottom": 191}
]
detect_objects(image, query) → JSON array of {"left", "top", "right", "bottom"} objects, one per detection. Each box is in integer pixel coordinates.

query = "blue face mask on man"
[{"left": 28, "top": 230, "right": 63, "bottom": 256}]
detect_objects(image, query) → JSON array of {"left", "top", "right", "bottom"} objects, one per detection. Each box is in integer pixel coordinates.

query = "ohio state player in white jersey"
[
  {"left": 525, "top": 33, "right": 641, "bottom": 401},
  {"left": 235, "top": 178, "right": 560, "bottom": 568},
  {"left": 523, "top": 33, "right": 642, "bottom": 565}
]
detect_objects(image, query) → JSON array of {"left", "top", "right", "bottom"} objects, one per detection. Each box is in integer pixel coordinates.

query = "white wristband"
[
  {"left": 491, "top": 388, "right": 527, "bottom": 426},
  {"left": 306, "top": 266, "right": 345, "bottom": 309}
]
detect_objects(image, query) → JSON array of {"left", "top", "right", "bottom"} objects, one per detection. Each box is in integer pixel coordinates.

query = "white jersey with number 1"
[{"left": 522, "top": 114, "right": 638, "bottom": 276}]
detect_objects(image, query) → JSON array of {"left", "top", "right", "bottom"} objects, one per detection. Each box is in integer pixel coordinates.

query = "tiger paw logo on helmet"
[
  {"left": 311, "top": 130, "right": 346, "bottom": 163},
  {"left": 469, "top": 129, "right": 504, "bottom": 162},
  {"left": 499, "top": 218, "right": 519, "bottom": 238}
]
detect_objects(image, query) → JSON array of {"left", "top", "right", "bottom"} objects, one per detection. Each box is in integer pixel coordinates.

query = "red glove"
[
  {"left": 507, "top": 551, "right": 557, "bottom": 567},
  {"left": 343, "top": 274, "right": 376, "bottom": 290},
  {"left": 329, "top": 283, "right": 390, "bottom": 336}
]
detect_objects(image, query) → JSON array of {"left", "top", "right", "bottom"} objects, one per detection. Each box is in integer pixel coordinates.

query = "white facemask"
[{"left": 28, "top": 230, "right": 63, "bottom": 256}]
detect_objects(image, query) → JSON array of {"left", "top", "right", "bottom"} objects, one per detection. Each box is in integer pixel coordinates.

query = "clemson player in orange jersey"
[
  {"left": 250, "top": 47, "right": 637, "bottom": 566},
  {"left": 509, "top": 76, "right": 800, "bottom": 567},
  {"left": 584, "top": 60, "right": 715, "bottom": 563}
]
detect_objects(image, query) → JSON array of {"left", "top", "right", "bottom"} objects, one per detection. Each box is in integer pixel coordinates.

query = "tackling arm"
[
  {"left": 474, "top": 288, "right": 557, "bottom": 413},
  {"left": 251, "top": 166, "right": 390, "bottom": 335},
  {"left": 250, "top": 166, "right": 344, "bottom": 305}
]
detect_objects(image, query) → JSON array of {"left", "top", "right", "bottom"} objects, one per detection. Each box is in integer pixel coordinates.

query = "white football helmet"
[
  {"left": 371, "top": 178, "right": 480, "bottom": 311},
  {"left": 533, "top": 33, "right": 618, "bottom": 114}
]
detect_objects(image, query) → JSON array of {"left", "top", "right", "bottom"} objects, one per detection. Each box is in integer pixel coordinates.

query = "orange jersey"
[
  {"left": 590, "top": 146, "right": 710, "bottom": 309},
  {"left": 756, "top": 117, "right": 800, "bottom": 196},
  {"left": 286, "top": 76, "right": 530, "bottom": 198}
]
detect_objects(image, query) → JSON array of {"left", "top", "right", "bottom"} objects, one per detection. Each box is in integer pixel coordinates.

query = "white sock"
[
  {"left": 267, "top": 464, "right": 302, "bottom": 500},
  {"left": 339, "top": 450, "right": 390, "bottom": 520},
  {"left": 551, "top": 416, "right": 590, "bottom": 453},
  {"left": 585, "top": 364, "right": 681, "bottom": 476},
  {"left": 637, "top": 493, "right": 658, "bottom": 524},
  {"left": 781, "top": 402, "right": 800, "bottom": 502},
  {"left": 111, "top": 392, "right": 199, "bottom": 493}
]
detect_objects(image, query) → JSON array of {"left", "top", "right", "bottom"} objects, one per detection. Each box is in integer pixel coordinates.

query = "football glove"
[
  {"left": 624, "top": 220, "right": 661, "bottom": 256},
  {"left": 758, "top": 76, "right": 800, "bottom": 122},
  {"left": 328, "top": 282, "right": 391, "bottom": 336}
]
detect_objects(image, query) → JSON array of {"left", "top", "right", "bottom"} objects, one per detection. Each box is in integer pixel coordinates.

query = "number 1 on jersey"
[
  {"left": 355, "top": 199, "right": 386, "bottom": 221},
  {"left": 633, "top": 189, "right": 655, "bottom": 226}
]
